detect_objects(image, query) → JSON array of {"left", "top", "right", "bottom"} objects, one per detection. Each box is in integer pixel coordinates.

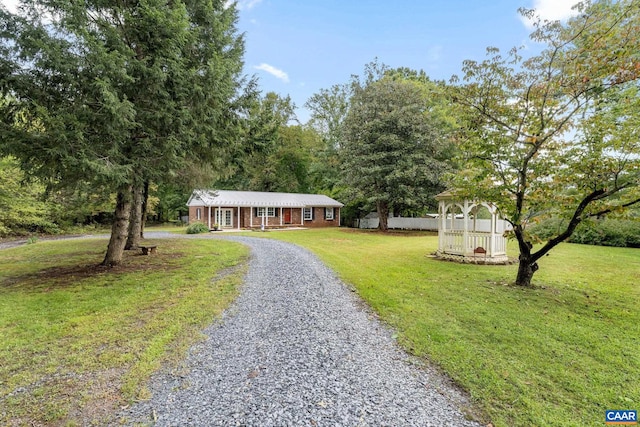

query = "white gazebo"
[{"left": 435, "top": 190, "right": 510, "bottom": 264}]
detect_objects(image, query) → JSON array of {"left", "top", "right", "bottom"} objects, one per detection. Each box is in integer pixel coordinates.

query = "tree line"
[{"left": 1, "top": 0, "right": 639, "bottom": 286}]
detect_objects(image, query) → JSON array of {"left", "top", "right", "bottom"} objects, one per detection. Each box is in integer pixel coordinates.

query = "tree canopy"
[
  {"left": 451, "top": 0, "right": 640, "bottom": 286},
  {"left": 0, "top": 0, "right": 250, "bottom": 264},
  {"left": 342, "top": 65, "right": 454, "bottom": 230}
]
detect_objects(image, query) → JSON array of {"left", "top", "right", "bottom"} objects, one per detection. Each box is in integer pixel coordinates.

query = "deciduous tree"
[
  {"left": 305, "top": 84, "right": 350, "bottom": 193},
  {"left": 451, "top": 0, "right": 640, "bottom": 286},
  {"left": 342, "top": 66, "right": 453, "bottom": 231}
]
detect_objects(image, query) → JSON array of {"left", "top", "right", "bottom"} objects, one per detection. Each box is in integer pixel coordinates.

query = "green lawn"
[
  {"left": 0, "top": 237, "right": 248, "bottom": 426},
  {"left": 257, "top": 228, "right": 640, "bottom": 427}
]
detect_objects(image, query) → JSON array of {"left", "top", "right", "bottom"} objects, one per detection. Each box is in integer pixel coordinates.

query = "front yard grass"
[
  {"left": 261, "top": 228, "right": 640, "bottom": 427},
  {"left": 0, "top": 237, "right": 248, "bottom": 426}
]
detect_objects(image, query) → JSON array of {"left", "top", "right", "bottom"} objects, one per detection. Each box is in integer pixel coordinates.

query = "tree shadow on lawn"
[{"left": 1, "top": 249, "right": 184, "bottom": 291}]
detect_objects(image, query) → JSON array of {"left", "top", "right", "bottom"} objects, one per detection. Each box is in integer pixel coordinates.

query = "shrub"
[
  {"left": 186, "top": 222, "right": 209, "bottom": 234},
  {"left": 529, "top": 217, "right": 640, "bottom": 248}
]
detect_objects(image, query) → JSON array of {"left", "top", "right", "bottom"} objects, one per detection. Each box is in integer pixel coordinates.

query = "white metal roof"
[{"left": 187, "top": 190, "right": 344, "bottom": 208}]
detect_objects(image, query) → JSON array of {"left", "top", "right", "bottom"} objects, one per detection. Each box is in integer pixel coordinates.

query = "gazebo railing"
[{"left": 441, "top": 230, "right": 506, "bottom": 256}]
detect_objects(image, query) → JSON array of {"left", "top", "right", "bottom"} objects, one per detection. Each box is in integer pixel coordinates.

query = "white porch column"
[
  {"left": 250, "top": 206, "right": 253, "bottom": 227},
  {"left": 280, "top": 207, "right": 283, "bottom": 226},
  {"left": 207, "top": 206, "right": 211, "bottom": 229},
  {"left": 217, "top": 206, "right": 221, "bottom": 228},
  {"left": 237, "top": 206, "right": 241, "bottom": 230}
]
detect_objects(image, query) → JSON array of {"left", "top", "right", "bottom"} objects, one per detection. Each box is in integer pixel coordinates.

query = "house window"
[
  {"left": 325, "top": 207, "right": 334, "bottom": 220},
  {"left": 196, "top": 208, "right": 202, "bottom": 220},
  {"left": 303, "top": 207, "right": 313, "bottom": 221},
  {"left": 256, "top": 207, "right": 276, "bottom": 217}
]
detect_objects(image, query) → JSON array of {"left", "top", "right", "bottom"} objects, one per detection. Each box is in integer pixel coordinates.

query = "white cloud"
[
  {"left": 236, "top": 0, "right": 262, "bottom": 10},
  {"left": 254, "top": 63, "right": 289, "bottom": 83},
  {"left": 520, "top": 0, "right": 580, "bottom": 28},
  {"left": 1, "top": 0, "right": 20, "bottom": 13}
]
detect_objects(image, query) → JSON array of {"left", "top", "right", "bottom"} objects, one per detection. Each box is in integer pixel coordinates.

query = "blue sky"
[{"left": 235, "top": 0, "right": 580, "bottom": 122}]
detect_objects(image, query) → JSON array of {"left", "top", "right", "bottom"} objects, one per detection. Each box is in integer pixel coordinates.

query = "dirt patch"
[
  {"left": 64, "top": 368, "right": 127, "bottom": 426},
  {"left": 210, "top": 262, "right": 248, "bottom": 284},
  {"left": 4, "top": 368, "right": 127, "bottom": 427}
]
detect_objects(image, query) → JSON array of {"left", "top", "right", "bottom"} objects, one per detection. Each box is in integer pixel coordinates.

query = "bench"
[
  {"left": 473, "top": 246, "right": 487, "bottom": 259},
  {"left": 139, "top": 245, "right": 157, "bottom": 255}
]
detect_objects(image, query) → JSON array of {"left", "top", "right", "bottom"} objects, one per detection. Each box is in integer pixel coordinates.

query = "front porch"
[{"left": 203, "top": 206, "right": 307, "bottom": 230}]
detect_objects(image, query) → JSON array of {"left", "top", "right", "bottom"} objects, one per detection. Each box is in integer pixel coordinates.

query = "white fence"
[
  {"left": 358, "top": 217, "right": 438, "bottom": 230},
  {"left": 358, "top": 216, "right": 510, "bottom": 233}
]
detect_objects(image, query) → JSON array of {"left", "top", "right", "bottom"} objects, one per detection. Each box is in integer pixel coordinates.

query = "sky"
[
  {"left": 1, "top": 0, "right": 581, "bottom": 122},
  {"left": 234, "top": 0, "right": 580, "bottom": 122}
]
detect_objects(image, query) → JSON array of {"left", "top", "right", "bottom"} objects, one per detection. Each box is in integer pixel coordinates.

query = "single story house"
[{"left": 186, "top": 190, "right": 344, "bottom": 230}]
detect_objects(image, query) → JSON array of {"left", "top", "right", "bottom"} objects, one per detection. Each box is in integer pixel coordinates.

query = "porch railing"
[{"left": 440, "top": 231, "right": 506, "bottom": 257}]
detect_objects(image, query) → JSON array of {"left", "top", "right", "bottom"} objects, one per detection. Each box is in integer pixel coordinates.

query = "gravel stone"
[{"left": 111, "top": 235, "right": 482, "bottom": 426}]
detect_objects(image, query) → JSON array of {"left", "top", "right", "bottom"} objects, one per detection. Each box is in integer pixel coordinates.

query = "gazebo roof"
[{"left": 435, "top": 190, "right": 460, "bottom": 201}]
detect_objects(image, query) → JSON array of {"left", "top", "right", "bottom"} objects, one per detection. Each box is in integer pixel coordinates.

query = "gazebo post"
[
  {"left": 438, "top": 200, "right": 444, "bottom": 251},
  {"left": 489, "top": 205, "right": 496, "bottom": 257},
  {"left": 463, "top": 200, "right": 469, "bottom": 256}
]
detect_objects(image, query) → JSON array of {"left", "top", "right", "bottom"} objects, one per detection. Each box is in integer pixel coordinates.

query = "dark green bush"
[
  {"left": 186, "top": 222, "right": 209, "bottom": 234},
  {"left": 529, "top": 217, "right": 640, "bottom": 248}
]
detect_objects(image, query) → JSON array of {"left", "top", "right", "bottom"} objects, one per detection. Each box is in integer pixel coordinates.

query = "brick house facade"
[{"left": 187, "top": 190, "right": 343, "bottom": 230}]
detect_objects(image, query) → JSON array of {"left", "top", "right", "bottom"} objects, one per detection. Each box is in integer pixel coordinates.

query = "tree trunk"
[
  {"left": 377, "top": 201, "right": 389, "bottom": 232},
  {"left": 140, "top": 181, "right": 149, "bottom": 238},
  {"left": 514, "top": 227, "right": 538, "bottom": 287},
  {"left": 125, "top": 185, "right": 143, "bottom": 250},
  {"left": 515, "top": 254, "right": 539, "bottom": 287},
  {"left": 102, "top": 187, "right": 133, "bottom": 267}
]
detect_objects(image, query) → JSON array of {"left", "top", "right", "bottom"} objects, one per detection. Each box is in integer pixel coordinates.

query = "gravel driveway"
[{"left": 113, "top": 235, "right": 481, "bottom": 426}]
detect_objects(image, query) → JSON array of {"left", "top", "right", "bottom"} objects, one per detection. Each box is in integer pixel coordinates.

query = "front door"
[
  {"left": 284, "top": 208, "right": 292, "bottom": 224},
  {"left": 216, "top": 209, "right": 233, "bottom": 228}
]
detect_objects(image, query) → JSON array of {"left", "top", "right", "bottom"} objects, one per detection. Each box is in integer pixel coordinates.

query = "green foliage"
[
  {"left": 216, "top": 93, "right": 324, "bottom": 194},
  {"left": 47, "top": 184, "right": 117, "bottom": 226},
  {"left": 530, "top": 217, "right": 640, "bottom": 248},
  {"left": 0, "top": 0, "right": 252, "bottom": 262},
  {"left": 258, "top": 228, "right": 640, "bottom": 427},
  {"left": 451, "top": 0, "right": 640, "bottom": 285},
  {"left": 147, "top": 182, "right": 190, "bottom": 223},
  {"left": 186, "top": 222, "right": 209, "bottom": 234},
  {"left": 341, "top": 64, "right": 454, "bottom": 229},
  {"left": 248, "top": 125, "right": 318, "bottom": 193},
  {"left": 305, "top": 83, "right": 350, "bottom": 193},
  {"left": 0, "top": 157, "right": 59, "bottom": 236}
]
